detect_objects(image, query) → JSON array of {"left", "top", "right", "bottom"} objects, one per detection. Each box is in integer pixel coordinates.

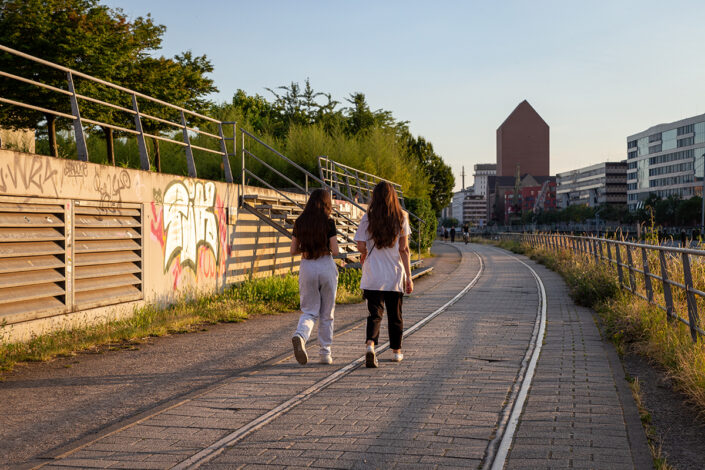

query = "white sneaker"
[
  {"left": 292, "top": 335, "right": 308, "bottom": 365},
  {"left": 365, "top": 344, "right": 378, "bottom": 368},
  {"left": 319, "top": 355, "right": 333, "bottom": 365},
  {"left": 392, "top": 352, "right": 404, "bottom": 362}
]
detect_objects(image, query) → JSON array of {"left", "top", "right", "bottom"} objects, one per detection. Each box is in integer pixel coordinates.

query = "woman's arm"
[
  {"left": 356, "top": 241, "right": 367, "bottom": 265},
  {"left": 290, "top": 236, "right": 301, "bottom": 256},
  {"left": 398, "top": 235, "right": 413, "bottom": 294},
  {"left": 329, "top": 236, "right": 340, "bottom": 256}
]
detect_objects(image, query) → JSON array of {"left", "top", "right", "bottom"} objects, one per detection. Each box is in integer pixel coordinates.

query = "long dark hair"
[
  {"left": 293, "top": 189, "right": 333, "bottom": 259},
  {"left": 367, "top": 182, "right": 404, "bottom": 248}
]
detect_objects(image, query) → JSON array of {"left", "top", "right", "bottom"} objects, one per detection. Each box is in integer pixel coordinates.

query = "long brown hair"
[
  {"left": 367, "top": 182, "right": 404, "bottom": 248},
  {"left": 293, "top": 189, "right": 333, "bottom": 259}
]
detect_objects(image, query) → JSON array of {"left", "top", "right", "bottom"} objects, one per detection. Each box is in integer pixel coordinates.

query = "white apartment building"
[{"left": 472, "top": 163, "right": 496, "bottom": 197}]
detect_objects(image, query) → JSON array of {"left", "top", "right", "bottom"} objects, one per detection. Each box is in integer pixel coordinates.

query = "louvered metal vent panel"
[
  {"left": 73, "top": 203, "right": 143, "bottom": 311},
  {"left": 0, "top": 200, "right": 67, "bottom": 324}
]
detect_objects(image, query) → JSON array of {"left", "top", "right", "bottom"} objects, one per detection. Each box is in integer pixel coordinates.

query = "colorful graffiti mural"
[{"left": 150, "top": 180, "right": 230, "bottom": 289}]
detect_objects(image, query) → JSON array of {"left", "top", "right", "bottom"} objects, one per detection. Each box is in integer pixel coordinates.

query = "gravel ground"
[
  {"left": 0, "top": 244, "right": 460, "bottom": 469},
  {"left": 622, "top": 353, "right": 705, "bottom": 470}
]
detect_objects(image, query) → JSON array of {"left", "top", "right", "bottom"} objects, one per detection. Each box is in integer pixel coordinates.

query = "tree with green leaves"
[
  {"left": 0, "top": 0, "right": 164, "bottom": 158},
  {"left": 404, "top": 134, "right": 454, "bottom": 214},
  {"left": 125, "top": 52, "right": 216, "bottom": 171}
]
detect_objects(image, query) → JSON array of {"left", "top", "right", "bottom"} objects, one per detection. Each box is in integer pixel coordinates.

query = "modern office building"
[
  {"left": 627, "top": 113, "right": 705, "bottom": 210},
  {"left": 556, "top": 162, "right": 628, "bottom": 209},
  {"left": 463, "top": 194, "right": 487, "bottom": 228},
  {"left": 472, "top": 163, "right": 496, "bottom": 197},
  {"left": 496, "top": 100, "right": 550, "bottom": 177}
]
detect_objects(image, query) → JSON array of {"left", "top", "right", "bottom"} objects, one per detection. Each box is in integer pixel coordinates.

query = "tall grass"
[{"left": 0, "top": 269, "right": 363, "bottom": 374}]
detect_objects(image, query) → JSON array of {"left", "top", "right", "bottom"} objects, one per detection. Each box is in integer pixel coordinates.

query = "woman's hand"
[{"left": 405, "top": 278, "right": 414, "bottom": 294}]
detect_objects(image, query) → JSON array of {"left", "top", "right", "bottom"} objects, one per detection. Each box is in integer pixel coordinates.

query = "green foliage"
[
  {"left": 440, "top": 217, "right": 459, "bottom": 228},
  {"left": 404, "top": 135, "right": 454, "bottom": 214},
  {"left": 633, "top": 193, "right": 703, "bottom": 227},
  {"left": 0, "top": 0, "right": 165, "bottom": 156},
  {"left": 0, "top": 0, "right": 216, "bottom": 166},
  {"left": 405, "top": 197, "right": 437, "bottom": 250},
  {"left": 338, "top": 268, "right": 361, "bottom": 294},
  {"left": 227, "top": 274, "right": 299, "bottom": 306}
]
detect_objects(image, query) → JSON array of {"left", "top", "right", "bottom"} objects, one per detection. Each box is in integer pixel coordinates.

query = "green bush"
[
  {"left": 227, "top": 274, "right": 300, "bottom": 306},
  {"left": 338, "top": 267, "right": 361, "bottom": 293},
  {"left": 405, "top": 197, "right": 437, "bottom": 251}
]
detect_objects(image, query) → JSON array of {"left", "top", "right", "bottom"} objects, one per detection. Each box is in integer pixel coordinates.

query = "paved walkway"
[{"left": 31, "top": 243, "right": 649, "bottom": 469}]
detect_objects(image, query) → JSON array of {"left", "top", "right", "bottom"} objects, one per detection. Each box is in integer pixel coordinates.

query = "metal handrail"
[
  {"left": 317, "top": 154, "right": 426, "bottom": 259},
  {"left": 0, "top": 44, "right": 218, "bottom": 123},
  {"left": 497, "top": 232, "right": 705, "bottom": 341},
  {"left": 239, "top": 130, "right": 362, "bottom": 252},
  {"left": 0, "top": 43, "right": 234, "bottom": 182}
]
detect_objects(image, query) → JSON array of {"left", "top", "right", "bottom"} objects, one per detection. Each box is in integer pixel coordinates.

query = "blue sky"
[{"left": 105, "top": 0, "right": 705, "bottom": 190}]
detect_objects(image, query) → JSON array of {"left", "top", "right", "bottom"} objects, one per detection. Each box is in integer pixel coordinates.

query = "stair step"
[
  {"left": 256, "top": 204, "right": 302, "bottom": 212},
  {"left": 411, "top": 266, "right": 434, "bottom": 280},
  {"left": 243, "top": 194, "right": 284, "bottom": 203}
]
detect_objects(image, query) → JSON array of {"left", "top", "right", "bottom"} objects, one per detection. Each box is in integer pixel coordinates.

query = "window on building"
[
  {"left": 649, "top": 133, "right": 662, "bottom": 143},
  {"left": 677, "top": 124, "right": 694, "bottom": 135},
  {"left": 677, "top": 137, "right": 694, "bottom": 147}
]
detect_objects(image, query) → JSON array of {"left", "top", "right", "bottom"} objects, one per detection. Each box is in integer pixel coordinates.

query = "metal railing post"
[
  {"left": 658, "top": 250, "right": 675, "bottom": 322},
  {"left": 305, "top": 174, "right": 309, "bottom": 194},
  {"left": 597, "top": 239, "right": 604, "bottom": 263},
  {"left": 131, "top": 94, "right": 150, "bottom": 171},
  {"left": 417, "top": 220, "right": 422, "bottom": 262},
  {"left": 181, "top": 111, "right": 197, "bottom": 178},
  {"left": 241, "top": 128, "right": 246, "bottom": 187},
  {"left": 218, "top": 122, "right": 234, "bottom": 183},
  {"left": 606, "top": 240, "right": 613, "bottom": 266},
  {"left": 641, "top": 246, "right": 653, "bottom": 303},
  {"left": 615, "top": 243, "right": 624, "bottom": 287},
  {"left": 625, "top": 245, "right": 637, "bottom": 293},
  {"left": 681, "top": 252, "right": 700, "bottom": 342},
  {"left": 66, "top": 71, "right": 88, "bottom": 161}
]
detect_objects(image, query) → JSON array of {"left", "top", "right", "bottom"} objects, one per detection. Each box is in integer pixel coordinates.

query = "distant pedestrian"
[
  {"left": 450, "top": 226, "right": 456, "bottom": 243},
  {"left": 290, "top": 189, "right": 340, "bottom": 365},
  {"left": 355, "top": 182, "right": 413, "bottom": 368},
  {"left": 443, "top": 227, "right": 448, "bottom": 240}
]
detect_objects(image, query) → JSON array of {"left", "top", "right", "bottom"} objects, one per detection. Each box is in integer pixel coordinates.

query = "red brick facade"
[{"left": 496, "top": 100, "right": 549, "bottom": 177}]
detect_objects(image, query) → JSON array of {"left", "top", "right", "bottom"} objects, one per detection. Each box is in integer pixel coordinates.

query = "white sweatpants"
[{"left": 294, "top": 255, "right": 338, "bottom": 356}]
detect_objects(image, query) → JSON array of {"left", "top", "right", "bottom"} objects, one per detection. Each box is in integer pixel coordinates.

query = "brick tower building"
[{"left": 496, "top": 100, "right": 549, "bottom": 177}]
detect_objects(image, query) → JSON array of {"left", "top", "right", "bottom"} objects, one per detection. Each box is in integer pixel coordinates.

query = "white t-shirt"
[{"left": 354, "top": 212, "right": 412, "bottom": 292}]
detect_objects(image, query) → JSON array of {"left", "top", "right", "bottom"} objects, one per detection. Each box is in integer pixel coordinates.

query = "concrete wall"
[
  {"left": 0, "top": 149, "right": 354, "bottom": 343},
  {"left": 0, "top": 128, "right": 35, "bottom": 154}
]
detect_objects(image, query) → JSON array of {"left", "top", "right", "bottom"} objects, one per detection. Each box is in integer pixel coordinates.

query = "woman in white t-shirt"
[{"left": 354, "top": 182, "right": 413, "bottom": 368}]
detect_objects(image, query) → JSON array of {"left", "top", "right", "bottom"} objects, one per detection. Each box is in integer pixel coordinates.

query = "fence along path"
[{"left": 508, "top": 233, "right": 705, "bottom": 342}]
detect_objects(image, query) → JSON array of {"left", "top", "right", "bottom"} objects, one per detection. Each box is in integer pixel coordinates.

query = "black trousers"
[{"left": 364, "top": 290, "right": 404, "bottom": 350}]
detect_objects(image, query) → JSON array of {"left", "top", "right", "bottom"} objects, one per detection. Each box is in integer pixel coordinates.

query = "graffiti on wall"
[
  {"left": 0, "top": 154, "right": 59, "bottom": 197},
  {"left": 93, "top": 170, "right": 131, "bottom": 214},
  {"left": 151, "top": 180, "right": 230, "bottom": 289}
]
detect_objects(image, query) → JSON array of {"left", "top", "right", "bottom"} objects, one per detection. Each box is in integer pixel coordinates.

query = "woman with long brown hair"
[
  {"left": 354, "top": 182, "right": 413, "bottom": 368},
  {"left": 290, "top": 189, "right": 340, "bottom": 365}
]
